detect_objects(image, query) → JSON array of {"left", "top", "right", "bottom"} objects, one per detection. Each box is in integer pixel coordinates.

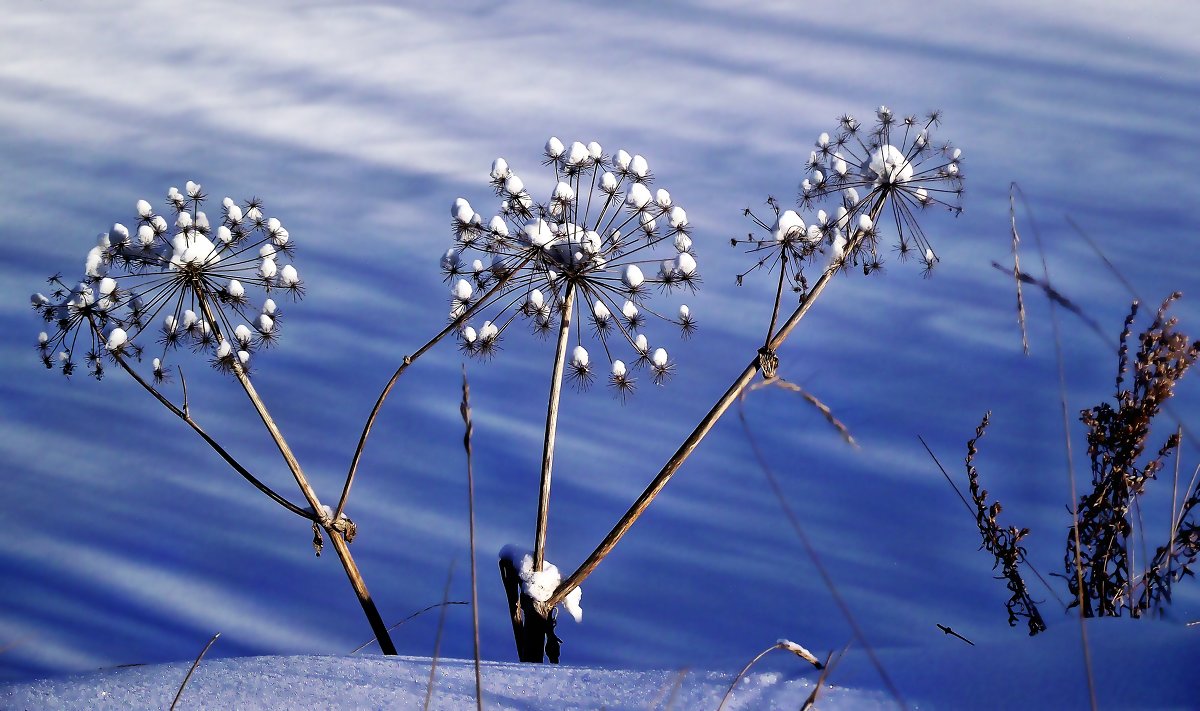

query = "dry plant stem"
[
  {"left": 551, "top": 194, "right": 887, "bottom": 608},
  {"left": 1008, "top": 185, "right": 1029, "bottom": 355},
  {"left": 716, "top": 644, "right": 777, "bottom": 711},
  {"left": 461, "top": 366, "right": 484, "bottom": 710},
  {"left": 348, "top": 601, "right": 468, "bottom": 654},
  {"left": 534, "top": 282, "right": 577, "bottom": 571},
  {"left": 424, "top": 562, "right": 456, "bottom": 711},
  {"left": 99, "top": 326, "right": 310, "bottom": 519},
  {"left": 1028, "top": 214, "right": 1098, "bottom": 711},
  {"left": 195, "top": 293, "right": 398, "bottom": 655},
  {"left": 170, "top": 632, "right": 220, "bottom": 711},
  {"left": 335, "top": 256, "right": 533, "bottom": 521}
]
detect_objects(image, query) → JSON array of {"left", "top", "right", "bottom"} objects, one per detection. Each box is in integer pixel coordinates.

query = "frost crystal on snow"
[{"left": 442, "top": 138, "right": 699, "bottom": 394}]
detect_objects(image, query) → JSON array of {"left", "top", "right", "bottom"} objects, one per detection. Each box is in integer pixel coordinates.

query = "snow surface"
[{"left": 1, "top": 621, "right": 1195, "bottom": 709}]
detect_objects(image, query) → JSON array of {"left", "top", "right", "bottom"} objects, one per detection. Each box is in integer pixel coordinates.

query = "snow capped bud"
[
  {"left": 622, "top": 300, "right": 639, "bottom": 321},
  {"left": 505, "top": 174, "right": 525, "bottom": 195},
  {"left": 111, "top": 223, "right": 129, "bottom": 243},
  {"left": 652, "top": 348, "right": 668, "bottom": 367},
  {"left": 488, "top": 215, "right": 509, "bottom": 237},
  {"left": 655, "top": 189, "right": 672, "bottom": 208},
  {"left": 527, "top": 289, "right": 545, "bottom": 309},
  {"left": 32, "top": 293, "right": 49, "bottom": 308},
  {"left": 259, "top": 257, "right": 277, "bottom": 280},
  {"left": 566, "top": 141, "right": 589, "bottom": 166},
  {"left": 773, "top": 210, "right": 805, "bottom": 242},
  {"left": 614, "top": 149, "right": 631, "bottom": 170},
  {"left": 442, "top": 248, "right": 462, "bottom": 271},
  {"left": 817, "top": 209, "right": 828, "bottom": 226},
  {"left": 869, "top": 144, "right": 913, "bottom": 184},
  {"left": 217, "top": 226, "right": 233, "bottom": 243},
  {"left": 238, "top": 350, "right": 250, "bottom": 366},
  {"left": 600, "top": 172, "right": 619, "bottom": 193},
  {"left": 182, "top": 310, "right": 198, "bottom": 329},
  {"left": 805, "top": 225, "right": 823, "bottom": 243},
  {"left": 266, "top": 216, "right": 282, "bottom": 232},
  {"left": 669, "top": 206, "right": 688, "bottom": 229},
  {"left": 137, "top": 199, "right": 153, "bottom": 217},
  {"left": 587, "top": 141, "right": 603, "bottom": 159},
  {"left": 946, "top": 162, "right": 959, "bottom": 176},
  {"left": 675, "top": 252, "right": 697, "bottom": 275},
  {"left": 554, "top": 181, "right": 576, "bottom": 202},
  {"left": 452, "top": 278, "right": 473, "bottom": 301},
  {"left": 571, "top": 345, "right": 590, "bottom": 368},
  {"left": 813, "top": 170, "right": 824, "bottom": 184},
  {"left": 227, "top": 202, "right": 243, "bottom": 223},
  {"left": 99, "top": 277, "right": 117, "bottom": 297},
  {"left": 659, "top": 259, "right": 675, "bottom": 279},
  {"left": 835, "top": 205, "right": 849, "bottom": 228},
  {"left": 176, "top": 212, "right": 193, "bottom": 229},
  {"left": 622, "top": 264, "right": 645, "bottom": 289},
  {"left": 234, "top": 324, "right": 253, "bottom": 346},
  {"left": 834, "top": 156, "right": 848, "bottom": 176},
  {"left": 279, "top": 264, "right": 300, "bottom": 287},
  {"left": 925, "top": 247, "right": 936, "bottom": 262},
  {"left": 545, "top": 137, "right": 564, "bottom": 158},
  {"left": 679, "top": 304, "right": 690, "bottom": 319},
  {"left": 634, "top": 333, "right": 649, "bottom": 353},
  {"left": 952, "top": 147, "right": 962, "bottom": 160},
  {"left": 592, "top": 299, "right": 611, "bottom": 321},
  {"left": 217, "top": 341, "right": 232, "bottom": 359},
  {"left": 138, "top": 225, "right": 155, "bottom": 247},
  {"left": 263, "top": 298, "right": 277, "bottom": 316},
  {"left": 818, "top": 132, "right": 830, "bottom": 147},
  {"left": 151, "top": 215, "right": 168, "bottom": 233},
  {"left": 462, "top": 326, "right": 478, "bottom": 343},
  {"left": 105, "top": 328, "right": 127, "bottom": 351},
  {"left": 916, "top": 187, "right": 930, "bottom": 204},
  {"left": 479, "top": 321, "right": 498, "bottom": 341},
  {"left": 452, "top": 197, "right": 475, "bottom": 225},
  {"left": 258, "top": 243, "right": 277, "bottom": 259},
  {"left": 490, "top": 157, "right": 509, "bottom": 180},
  {"left": 857, "top": 214, "right": 874, "bottom": 233},
  {"left": 626, "top": 183, "right": 652, "bottom": 209},
  {"left": 195, "top": 212, "right": 210, "bottom": 230},
  {"left": 163, "top": 314, "right": 178, "bottom": 333},
  {"left": 523, "top": 218, "right": 554, "bottom": 247},
  {"left": 830, "top": 233, "right": 847, "bottom": 263},
  {"left": 629, "top": 154, "right": 649, "bottom": 178},
  {"left": 612, "top": 360, "right": 627, "bottom": 378},
  {"left": 674, "top": 233, "right": 693, "bottom": 253},
  {"left": 257, "top": 313, "right": 275, "bottom": 334},
  {"left": 85, "top": 246, "right": 106, "bottom": 278},
  {"left": 185, "top": 181, "right": 201, "bottom": 198}
]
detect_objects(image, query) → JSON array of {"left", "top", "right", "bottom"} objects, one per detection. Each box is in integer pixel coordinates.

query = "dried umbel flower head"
[
  {"left": 32, "top": 182, "right": 299, "bottom": 380},
  {"left": 734, "top": 109, "right": 962, "bottom": 291},
  {"left": 444, "top": 138, "right": 698, "bottom": 394}
]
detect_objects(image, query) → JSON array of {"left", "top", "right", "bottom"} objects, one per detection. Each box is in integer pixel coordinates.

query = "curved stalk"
[
  {"left": 335, "top": 255, "right": 532, "bottom": 521},
  {"left": 549, "top": 195, "right": 887, "bottom": 608},
  {"left": 93, "top": 317, "right": 311, "bottom": 519},
  {"left": 534, "top": 282, "right": 577, "bottom": 571}
]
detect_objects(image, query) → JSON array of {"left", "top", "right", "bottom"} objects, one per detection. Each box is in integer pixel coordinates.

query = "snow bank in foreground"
[{"left": 0, "top": 655, "right": 879, "bottom": 710}]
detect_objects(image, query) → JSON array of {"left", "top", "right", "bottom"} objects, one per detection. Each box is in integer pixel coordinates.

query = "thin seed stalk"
[
  {"left": 193, "top": 292, "right": 399, "bottom": 656},
  {"left": 549, "top": 194, "right": 887, "bottom": 608},
  {"left": 534, "top": 282, "right": 577, "bottom": 572}
]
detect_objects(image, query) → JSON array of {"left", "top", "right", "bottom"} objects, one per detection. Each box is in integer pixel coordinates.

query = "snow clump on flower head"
[
  {"left": 31, "top": 183, "right": 300, "bottom": 380},
  {"left": 442, "top": 138, "right": 699, "bottom": 396}
]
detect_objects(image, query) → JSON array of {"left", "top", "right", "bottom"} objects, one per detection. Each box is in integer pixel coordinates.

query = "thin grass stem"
[
  {"left": 461, "top": 365, "right": 484, "bottom": 710},
  {"left": 169, "top": 632, "right": 220, "bottom": 711}
]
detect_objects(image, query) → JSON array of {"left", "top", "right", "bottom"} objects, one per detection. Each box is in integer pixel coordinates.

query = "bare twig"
[
  {"left": 551, "top": 194, "right": 889, "bottom": 609},
  {"left": 462, "top": 365, "right": 484, "bottom": 710},
  {"left": 734, "top": 395, "right": 905, "bottom": 708},
  {"left": 349, "top": 601, "right": 468, "bottom": 654},
  {"left": 535, "top": 283, "right": 577, "bottom": 572},
  {"left": 747, "top": 376, "right": 857, "bottom": 448},
  {"left": 336, "top": 256, "right": 532, "bottom": 521},
  {"left": 936, "top": 623, "right": 975, "bottom": 646},
  {"left": 170, "top": 632, "right": 220, "bottom": 711},
  {"left": 424, "top": 561, "right": 456, "bottom": 711},
  {"left": 716, "top": 640, "right": 824, "bottom": 711},
  {"left": 801, "top": 646, "right": 848, "bottom": 711},
  {"left": 1009, "top": 185, "right": 1029, "bottom": 355},
  {"left": 1018, "top": 190, "right": 1098, "bottom": 710}
]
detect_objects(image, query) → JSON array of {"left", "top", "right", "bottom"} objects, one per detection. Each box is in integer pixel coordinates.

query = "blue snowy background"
[{"left": 2, "top": 0, "right": 1198, "bottom": 684}]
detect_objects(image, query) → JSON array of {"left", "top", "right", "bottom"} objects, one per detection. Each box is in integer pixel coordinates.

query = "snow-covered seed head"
[
  {"left": 32, "top": 184, "right": 300, "bottom": 380},
  {"left": 444, "top": 138, "right": 697, "bottom": 395}
]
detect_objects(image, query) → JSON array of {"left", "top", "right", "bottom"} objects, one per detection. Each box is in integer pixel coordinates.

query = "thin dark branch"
[{"left": 170, "top": 632, "right": 220, "bottom": 711}]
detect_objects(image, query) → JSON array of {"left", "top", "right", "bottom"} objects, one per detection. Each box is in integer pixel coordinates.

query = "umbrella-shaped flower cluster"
[
  {"left": 32, "top": 182, "right": 301, "bottom": 381},
  {"left": 443, "top": 138, "right": 699, "bottom": 393},
  {"left": 736, "top": 107, "right": 963, "bottom": 292}
]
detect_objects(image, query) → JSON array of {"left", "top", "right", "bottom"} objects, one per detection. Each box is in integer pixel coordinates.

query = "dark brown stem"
[{"left": 549, "top": 195, "right": 887, "bottom": 608}]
